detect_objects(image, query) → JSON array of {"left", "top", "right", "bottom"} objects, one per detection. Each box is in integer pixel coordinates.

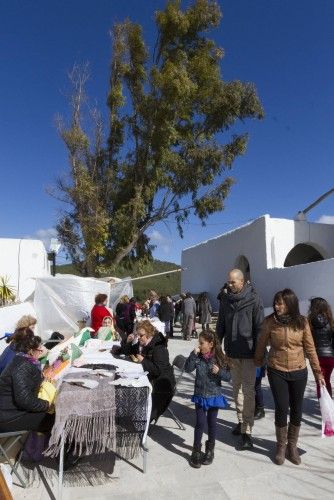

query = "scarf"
[
  {"left": 274, "top": 313, "right": 292, "bottom": 325},
  {"left": 202, "top": 351, "right": 214, "bottom": 361},
  {"left": 17, "top": 352, "right": 42, "bottom": 370}
]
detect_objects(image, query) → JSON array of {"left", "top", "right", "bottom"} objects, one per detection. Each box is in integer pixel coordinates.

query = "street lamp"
[{"left": 48, "top": 238, "right": 62, "bottom": 277}]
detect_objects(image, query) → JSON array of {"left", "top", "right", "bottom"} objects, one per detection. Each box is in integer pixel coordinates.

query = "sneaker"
[
  {"left": 254, "top": 407, "right": 265, "bottom": 420},
  {"left": 239, "top": 433, "right": 253, "bottom": 450},
  {"left": 231, "top": 422, "right": 242, "bottom": 435}
]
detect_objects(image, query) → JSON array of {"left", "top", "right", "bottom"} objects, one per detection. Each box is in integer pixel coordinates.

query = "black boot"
[
  {"left": 254, "top": 406, "right": 265, "bottom": 420},
  {"left": 202, "top": 440, "right": 215, "bottom": 465},
  {"left": 189, "top": 444, "right": 202, "bottom": 468}
]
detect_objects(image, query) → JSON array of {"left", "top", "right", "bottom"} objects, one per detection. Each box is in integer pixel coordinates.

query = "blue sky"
[{"left": 1, "top": 0, "right": 333, "bottom": 265}]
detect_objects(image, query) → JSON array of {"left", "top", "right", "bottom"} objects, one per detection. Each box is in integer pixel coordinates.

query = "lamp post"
[{"left": 48, "top": 238, "right": 62, "bottom": 277}]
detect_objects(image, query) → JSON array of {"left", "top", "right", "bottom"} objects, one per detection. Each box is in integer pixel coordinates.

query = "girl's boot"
[
  {"left": 286, "top": 423, "right": 301, "bottom": 465},
  {"left": 274, "top": 426, "right": 287, "bottom": 465},
  {"left": 189, "top": 444, "right": 202, "bottom": 468},
  {"left": 202, "top": 440, "right": 215, "bottom": 465}
]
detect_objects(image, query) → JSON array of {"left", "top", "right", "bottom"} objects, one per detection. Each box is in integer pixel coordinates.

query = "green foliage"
[
  {"left": 0, "top": 276, "right": 16, "bottom": 306},
  {"left": 53, "top": 0, "right": 264, "bottom": 276}
]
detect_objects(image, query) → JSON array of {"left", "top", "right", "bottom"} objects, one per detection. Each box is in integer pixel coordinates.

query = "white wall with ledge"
[{"left": 181, "top": 215, "right": 334, "bottom": 311}]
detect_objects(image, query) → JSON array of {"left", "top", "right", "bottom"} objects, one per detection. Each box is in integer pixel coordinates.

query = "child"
[{"left": 184, "top": 330, "right": 230, "bottom": 468}]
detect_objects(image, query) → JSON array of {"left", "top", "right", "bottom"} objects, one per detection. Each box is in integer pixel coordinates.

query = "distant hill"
[{"left": 56, "top": 260, "right": 181, "bottom": 301}]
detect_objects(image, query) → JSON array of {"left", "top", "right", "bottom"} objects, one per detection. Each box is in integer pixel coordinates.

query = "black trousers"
[
  {"left": 268, "top": 368, "right": 307, "bottom": 427},
  {"left": 0, "top": 412, "right": 55, "bottom": 433}
]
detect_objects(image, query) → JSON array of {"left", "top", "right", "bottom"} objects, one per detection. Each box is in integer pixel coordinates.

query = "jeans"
[
  {"left": 194, "top": 405, "right": 218, "bottom": 447},
  {"left": 317, "top": 357, "right": 334, "bottom": 398},
  {"left": 268, "top": 368, "right": 307, "bottom": 427},
  {"left": 231, "top": 358, "right": 256, "bottom": 434}
]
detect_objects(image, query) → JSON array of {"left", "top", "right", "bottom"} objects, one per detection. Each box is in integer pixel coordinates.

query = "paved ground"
[{"left": 9, "top": 326, "right": 334, "bottom": 500}]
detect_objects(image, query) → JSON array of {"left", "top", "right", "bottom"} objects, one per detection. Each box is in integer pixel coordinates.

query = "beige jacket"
[{"left": 254, "top": 314, "right": 322, "bottom": 379}]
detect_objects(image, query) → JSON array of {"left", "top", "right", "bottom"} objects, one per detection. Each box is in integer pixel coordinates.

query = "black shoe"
[
  {"left": 254, "top": 406, "right": 265, "bottom": 420},
  {"left": 202, "top": 440, "right": 215, "bottom": 465},
  {"left": 239, "top": 433, "right": 253, "bottom": 450},
  {"left": 189, "top": 445, "right": 202, "bottom": 468},
  {"left": 232, "top": 422, "right": 242, "bottom": 435}
]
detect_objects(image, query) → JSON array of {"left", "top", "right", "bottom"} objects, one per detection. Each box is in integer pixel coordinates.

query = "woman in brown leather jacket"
[{"left": 254, "top": 289, "right": 325, "bottom": 466}]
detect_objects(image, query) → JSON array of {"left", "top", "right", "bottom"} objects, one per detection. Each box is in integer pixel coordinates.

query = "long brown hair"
[
  {"left": 308, "top": 297, "right": 334, "bottom": 328},
  {"left": 273, "top": 288, "right": 305, "bottom": 330},
  {"left": 199, "top": 330, "right": 226, "bottom": 368}
]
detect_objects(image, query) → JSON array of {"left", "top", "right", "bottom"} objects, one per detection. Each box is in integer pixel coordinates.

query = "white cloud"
[
  {"left": 150, "top": 229, "right": 165, "bottom": 242},
  {"left": 149, "top": 229, "right": 171, "bottom": 254},
  {"left": 317, "top": 215, "right": 334, "bottom": 225},
  {"left": 25, "top": 228, "right": 57, "bottom": 251}
]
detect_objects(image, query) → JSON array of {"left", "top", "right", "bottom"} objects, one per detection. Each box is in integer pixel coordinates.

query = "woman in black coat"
[
  {"left": 119, "top": 320, "right": 175, "bottom": 422},
  {"left": 0, "top": 329, "right": 54, "bottom": 433},
  {"left": 308, "top": 297, "right": 334, "bottom": 398}
]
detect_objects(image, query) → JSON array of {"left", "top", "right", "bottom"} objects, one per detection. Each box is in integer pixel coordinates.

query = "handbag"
[{"left": 319, "top": 385, "right": 334, "bottom": 437}]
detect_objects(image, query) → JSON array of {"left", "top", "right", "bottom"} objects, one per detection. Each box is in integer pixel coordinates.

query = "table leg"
[
  {"left": 58, "top": 435, "right": 65, "bottom": 500},
  {"left": 141, "top": 441, "right": 148, "bottom": 474}
]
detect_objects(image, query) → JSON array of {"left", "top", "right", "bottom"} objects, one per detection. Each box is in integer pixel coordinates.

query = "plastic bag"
[{"left": 319, "top": 385, "right": 334, "bottom": 437}]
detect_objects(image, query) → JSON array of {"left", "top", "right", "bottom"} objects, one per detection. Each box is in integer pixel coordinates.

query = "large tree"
[{"left": 54, "top": 0, "right": 264, "bottom": 276}]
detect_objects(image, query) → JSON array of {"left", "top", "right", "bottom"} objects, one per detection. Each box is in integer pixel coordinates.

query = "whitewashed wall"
[
  {"left": 260, "top": 258, "right": 334, "bottom": 310},
  {"left": 266, "top": 218, "right": 334, "bottom": 268},
  {"left": 0, "top": 239, "right": 50, "bottom": 302},
  {"left": 181, "top": 216, "right": 269, "bottom": 309},
  {"left": 181, "top": 215, "right": 334, "bottom": 311}
]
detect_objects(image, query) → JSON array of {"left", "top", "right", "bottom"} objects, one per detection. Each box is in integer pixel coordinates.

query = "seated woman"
[
  {"left": 0, "top": 329, "right": 54, "bottom": 433},
  {"left": 91, "top": 294, "right": 113, "bottom": 336},
  {"left": 97, "top": 316, "right": 118, "bottom": 341},
  {"left": 0, "top": 315, "right": 37, "bottom": 375},
  {"left": 118, "top": 320, "right": 175, "bottom": 422}
]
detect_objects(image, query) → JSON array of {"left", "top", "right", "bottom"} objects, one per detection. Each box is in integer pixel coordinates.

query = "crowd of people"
[{"left": 0, "top": 275, "right": 333, "bottom": 474}]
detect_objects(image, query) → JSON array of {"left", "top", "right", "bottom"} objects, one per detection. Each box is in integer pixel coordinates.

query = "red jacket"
[{"left": 91, "top": 304, "right": 112, "bottom": 334}]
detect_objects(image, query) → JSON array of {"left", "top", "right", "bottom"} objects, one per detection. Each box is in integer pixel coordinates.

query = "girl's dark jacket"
[
  {"left": 310, "top": 314, "right": 334, "bottom": 358},
  {"left": 0, "top": 355, "right": 48, "bottom": 424},
  {"left": 184, "top": 351, "right": 229, "bottom": 398},
  {"left": 120, "top": 332, "right": 175, "bottom": 420}
]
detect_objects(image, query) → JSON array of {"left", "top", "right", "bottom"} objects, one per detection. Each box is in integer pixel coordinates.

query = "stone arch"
[
  {"left": 284, "top": 243, "right": 325, "bottom": 267},
  {"left": 234, "top": 255, "right": 251, "bottom": 281}
]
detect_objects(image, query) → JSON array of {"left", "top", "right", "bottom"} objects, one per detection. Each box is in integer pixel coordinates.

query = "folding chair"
[
  {"left": 164, "top": 354, "right": 188, "bottom": 430},
  {"left": 0, "top": 431, "right": 28, "bottom": 488}
]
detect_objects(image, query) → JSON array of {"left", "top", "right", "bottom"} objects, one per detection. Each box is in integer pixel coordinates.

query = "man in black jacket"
[{"left": 216, "top": 269, "right": 264, "bottom": 450}]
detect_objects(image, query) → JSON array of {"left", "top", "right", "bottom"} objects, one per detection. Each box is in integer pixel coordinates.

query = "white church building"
[{"left": 181, "top": 215, "right": 334, "bottom": 312}]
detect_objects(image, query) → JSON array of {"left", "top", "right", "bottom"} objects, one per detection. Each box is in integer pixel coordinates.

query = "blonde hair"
[
  {"left": 121, "top": 295, "right": 129, "bottom": 304},
  {"left": 136, "top": 320, "right": 155, "bottom": 338},
  {"left": 16, "top": 315, "right": 37, "bottom": 330}
]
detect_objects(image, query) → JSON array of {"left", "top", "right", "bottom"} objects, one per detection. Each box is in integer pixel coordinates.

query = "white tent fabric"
[
  {"left": 109, "top": 278, "right": 133, "bottom": 311},
  {"left": 34, "top": 274, "right": 110, "bottom": 339}
]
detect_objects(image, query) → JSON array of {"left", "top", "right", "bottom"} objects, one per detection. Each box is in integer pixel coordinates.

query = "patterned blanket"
[
  {"left": 45, "top": 374, "right": 149, "bottom": 460},
  {"left": 45, "top": 372, "right": 116, "bottom": 457}
]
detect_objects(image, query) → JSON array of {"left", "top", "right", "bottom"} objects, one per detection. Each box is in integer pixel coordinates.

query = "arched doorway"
[
  {"left": 234, "top": 255, "right": 251, "bottom": 281},
  {"left": 284, "top": 243, "right": 324, "bottom": 267}
]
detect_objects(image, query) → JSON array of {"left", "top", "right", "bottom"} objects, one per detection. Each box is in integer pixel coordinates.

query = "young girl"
[{"left": 184, "top": 330, "right": 230, "bottom": 468}]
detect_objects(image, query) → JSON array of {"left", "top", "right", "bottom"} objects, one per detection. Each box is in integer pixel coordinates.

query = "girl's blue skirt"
[{"left": 191, "top": 394, "right": 229, "bottom": 410}]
